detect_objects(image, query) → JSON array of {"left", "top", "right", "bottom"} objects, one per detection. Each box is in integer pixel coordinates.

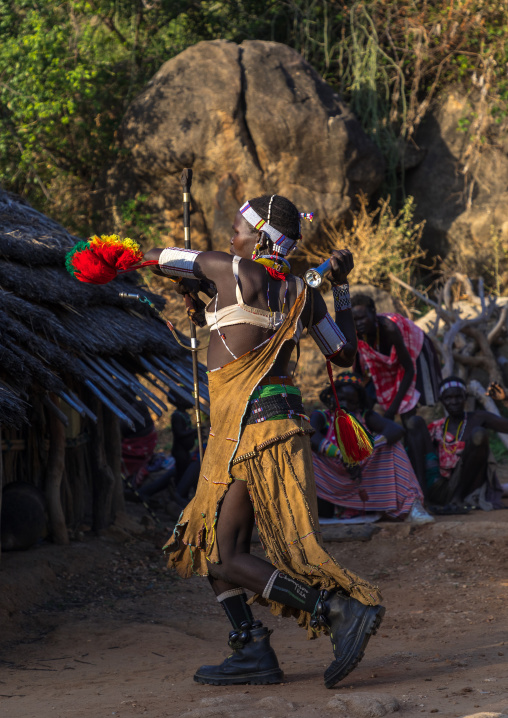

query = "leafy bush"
[{"left": 0, "top": 0, "right": 205, "bottom": 232}]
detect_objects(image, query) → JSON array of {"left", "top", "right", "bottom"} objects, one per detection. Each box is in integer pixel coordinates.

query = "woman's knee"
[
  {"left": 405, "top": 415, "right": 427, "bottom": 435},
  {"left": 208, "top": 552, "right": 247, "bottom": 584},
  {"left": 471, "top": 426, "right": 489, "bottom": 447}
]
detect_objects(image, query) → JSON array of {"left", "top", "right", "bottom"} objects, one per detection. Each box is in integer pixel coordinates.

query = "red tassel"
[
  {"left": 93, "top": 243, "right": 143, "bottom": 272},
  {"left": 326, "top": 361, "right": 375, "bottom": 466},
  {"left": 334, "top": 408, "right": 375, "bottom": 463},
  {"left": 66, "top": 235, "right": 158, "bottom": 284}
]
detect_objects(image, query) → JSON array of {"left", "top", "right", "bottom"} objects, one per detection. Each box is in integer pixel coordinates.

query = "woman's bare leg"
[
  {"left": 208, "top": 479, "right": 321, "bottom": 615},
  {"left": 208, "top": 479, "right": 275, "bottom": 595}
]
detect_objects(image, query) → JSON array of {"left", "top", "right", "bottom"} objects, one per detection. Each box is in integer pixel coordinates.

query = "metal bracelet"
[{"left": 332, "top": 283, "right": 351, "bottom": 312}]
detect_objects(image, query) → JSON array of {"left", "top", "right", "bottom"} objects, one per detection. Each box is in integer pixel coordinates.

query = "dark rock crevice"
[
  {"left": 237, "top": 46, "right": 263, "bottom": 174},
  {"left": 105, "top": 40, "right": 384, "bottom": 252}
]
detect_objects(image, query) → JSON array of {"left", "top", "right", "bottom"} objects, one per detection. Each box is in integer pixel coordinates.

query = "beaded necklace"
[
  {"left": 254, "top": 254, "right": 290, "bottom": 315},
  {"left": 442, "top": 414, "right": 467, "bottom": 455}
]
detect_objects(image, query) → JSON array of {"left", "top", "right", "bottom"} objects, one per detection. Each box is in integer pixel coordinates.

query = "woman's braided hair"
[{"left": 249, "top": 194, "right": 301, "bottom": 241}]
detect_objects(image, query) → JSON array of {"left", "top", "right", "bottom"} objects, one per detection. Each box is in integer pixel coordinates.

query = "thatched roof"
[
  {"left": 0, "top": 189, "right": 75, "bottom": 265},
  {"left": 0, "top": 188, "right": 207, "bottom": 429},
  {"left": 0, "top": 384, "right": 28, "bottom": 428}
]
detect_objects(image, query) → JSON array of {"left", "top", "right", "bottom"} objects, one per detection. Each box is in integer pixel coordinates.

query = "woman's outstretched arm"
[{"left": 308, "top": 250, "right": 357, "bottom": 368}]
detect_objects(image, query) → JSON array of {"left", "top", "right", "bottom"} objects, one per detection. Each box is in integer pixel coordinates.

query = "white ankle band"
[
  {"left": 262, "top": 569, "right": 280, "bottom": 600},
  {"left": 216, "top": 588, "right": 245, "bottom": 603}
]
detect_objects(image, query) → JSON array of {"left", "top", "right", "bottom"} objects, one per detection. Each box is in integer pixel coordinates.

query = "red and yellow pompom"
[
  {"left": 65, "top": 234, "right": 149, "bottom": 284},
  {"left": 326, "top": 361, "right": 375, "bottom": 466}
]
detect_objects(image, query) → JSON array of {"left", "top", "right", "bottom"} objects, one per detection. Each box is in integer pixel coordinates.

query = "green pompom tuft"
[{"left": 65, "top": 240, "right": 91, "bottom": 277}]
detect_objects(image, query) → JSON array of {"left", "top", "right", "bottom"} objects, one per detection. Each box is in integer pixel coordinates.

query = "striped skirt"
[{"left": 313, "top": 439, "right": 422, "bottom": 518}]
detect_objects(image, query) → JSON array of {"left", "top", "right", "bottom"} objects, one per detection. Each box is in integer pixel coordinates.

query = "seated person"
[
  {"left": 121, "top": 396, "right": 187, "bottom": 511},
  {"left": 175, "top": 446, "right": 201, "bottom": 502},
  {"left": 486, "top": 382, "right": 508, "bottom": 497},
  {"left": 169, "top": 394, "right": 198, "bottom": 480},
  {"left": 310, "top": 372, "right": 433, "bottom": 523},
  {"left": 352, "top": 294, "right": 441, "bottom": 422},
  {"left": 121, "top": 398, "right": 158, "bottom": 490},
  {"left": 406, "top": 376, "right": 506, "bottom": 511}
]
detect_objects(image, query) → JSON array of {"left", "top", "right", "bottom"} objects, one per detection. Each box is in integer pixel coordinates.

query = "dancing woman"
[{"left": 145, "top": 194, "right": 384, "bottom": 689}]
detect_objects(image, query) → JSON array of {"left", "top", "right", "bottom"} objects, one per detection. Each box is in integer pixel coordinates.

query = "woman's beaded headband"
[
  {"left": 240, "top": 198, "right": 314, "bottom": 256},
  {"left": 440, "top": 379, "right": 467, "bottom": 396},
  {"left": 335, "top": 373, "right": 362, "bottom": 387}
]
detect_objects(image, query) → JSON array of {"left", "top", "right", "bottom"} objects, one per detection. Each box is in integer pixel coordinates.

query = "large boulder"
[
  {"left": 106, "top": 40, "right": 384, "bottom": 250},
  {"left": 406, "top": 88, "right": 508, "bottom": 273}
]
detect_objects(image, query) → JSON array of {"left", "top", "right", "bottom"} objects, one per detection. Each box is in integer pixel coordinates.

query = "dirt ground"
[{"left": 1, "top": 500, "right": 508, "bottom": 718}]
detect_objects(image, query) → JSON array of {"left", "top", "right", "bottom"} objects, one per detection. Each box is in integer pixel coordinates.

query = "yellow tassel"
[
  {"left": 333, "top": 408, "right": 375, "bottom": 467},
  {"left": 89, "top": 234, "right": 141, "bottom": 253}
]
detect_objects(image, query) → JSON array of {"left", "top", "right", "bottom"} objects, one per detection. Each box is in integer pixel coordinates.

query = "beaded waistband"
[{"left": 244, "top": 384, "right": 307, "bottom": 425}]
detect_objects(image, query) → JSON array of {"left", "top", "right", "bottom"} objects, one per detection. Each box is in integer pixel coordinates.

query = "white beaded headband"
[
  {"left": 239, "top": 198, "right": 313, "bottom": 256},
  {"left": 440, "top": 379, "right": 467, "bottom": 396}
]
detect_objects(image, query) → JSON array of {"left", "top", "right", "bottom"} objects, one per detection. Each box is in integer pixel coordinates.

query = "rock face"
[
  {"left": 106, "top": 40, "right": 384, "bottom": 251},
  {"left": 406, "top": 88, "right": 508, "bottom": 271}
]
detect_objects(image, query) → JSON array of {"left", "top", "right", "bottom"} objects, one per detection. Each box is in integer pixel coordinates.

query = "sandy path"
[{"left": 1, "top": 510, "right": 507, "bottom": 718}]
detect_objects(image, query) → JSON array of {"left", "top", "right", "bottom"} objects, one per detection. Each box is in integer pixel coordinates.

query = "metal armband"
[
  {"left": 332, "top": 283, "right": 351, "bottom": 312},
  {"left": 308, "top": 313, "right": 347, "bottom": 360}
]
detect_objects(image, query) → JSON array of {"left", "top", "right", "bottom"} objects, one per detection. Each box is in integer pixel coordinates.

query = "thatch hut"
[{"left": 0, "top": 188, "right": 207, "bottom": 548}]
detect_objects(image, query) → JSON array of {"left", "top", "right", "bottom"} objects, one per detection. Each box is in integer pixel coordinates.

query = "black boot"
[
  {"left": 194, "top": 620, "right": 284, "bottom": 686},
  {"left": 312, "top": 590, "right": 385, "bottom": 689}
]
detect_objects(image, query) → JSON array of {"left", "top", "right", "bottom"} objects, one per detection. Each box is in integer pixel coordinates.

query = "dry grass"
[
  {"left": 442, "top": 224, "right": 508, "bottom": 298},
  {"left": 300, "top": 193, "right": 425, "bottom": 313}
]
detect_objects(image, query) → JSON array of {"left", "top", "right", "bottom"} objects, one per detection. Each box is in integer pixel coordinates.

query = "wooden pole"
[
  {"left": 46, "top": 394, "right": 69, "bottom": 545},
  {"left": 181, "top": 168, "right": 204, "bottom": 463},
  {"left": 89, "top": 399, "right": 115, "bottom": 534},
  {"left": 104, "top": 410, "right": 125, "bottom": 521},
  {"left": 0, "top": 427, "right": 3, "bottom": 558}
]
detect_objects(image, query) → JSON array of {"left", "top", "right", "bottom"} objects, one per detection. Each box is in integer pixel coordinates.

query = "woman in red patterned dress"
[{"left": 351, "top": 294, "right": 441, "bottom": 423}]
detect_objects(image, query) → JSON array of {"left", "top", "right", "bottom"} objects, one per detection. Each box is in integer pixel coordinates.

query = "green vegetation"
[
  {"left": 1, "top": 1, "right": 507, "bottom": 233},
  {"left": 489, "top": 432, "right": 508, "bottom": 464}
]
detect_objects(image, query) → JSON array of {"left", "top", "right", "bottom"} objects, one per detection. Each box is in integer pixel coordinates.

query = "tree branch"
[
  {"left": 487, "top": 304, "right": 508, "bottom": 345},
  {"left": 388, "top": 273, "right": 457, "bottom": 323},
  {"left": 87, "top": 0, "right": 130, "bottom": 47}
]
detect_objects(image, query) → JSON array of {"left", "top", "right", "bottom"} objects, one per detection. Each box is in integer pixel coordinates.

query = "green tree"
[{"left": 0, "top": 1, "right": 200, "bottom": 228}]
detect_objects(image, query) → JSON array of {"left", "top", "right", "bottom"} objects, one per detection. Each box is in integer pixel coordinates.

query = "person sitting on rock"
[
  {"left": 310, "top": 372, "right": 433, "bottom": 524},
  {"left": 351, "top": 294, "right": 441, "bottom": 423},
  {"left": 405, "top": 376, "right": 506, "bottom": 512}
]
